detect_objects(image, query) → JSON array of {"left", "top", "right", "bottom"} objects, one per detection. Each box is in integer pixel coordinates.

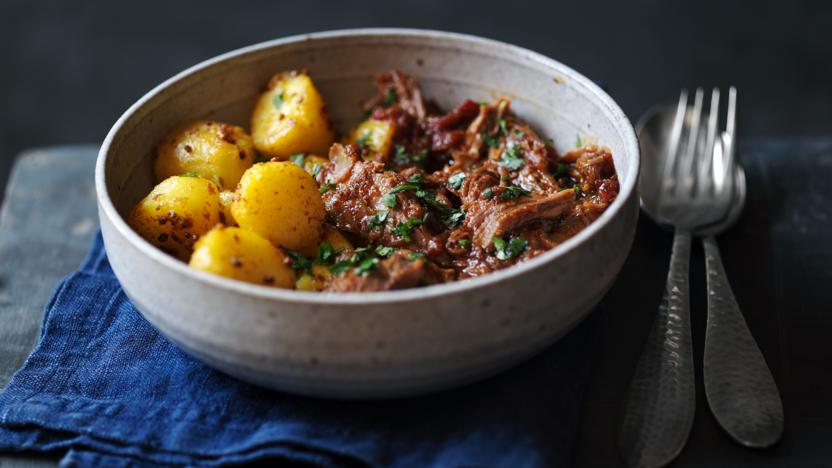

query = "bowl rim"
[{"left": 96, "top": 27, "right": 639, "bottom": 305}]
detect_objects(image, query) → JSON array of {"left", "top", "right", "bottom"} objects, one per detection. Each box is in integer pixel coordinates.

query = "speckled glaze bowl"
[{"left": 96, "top": 29, "right": 639, "bottom": 399}]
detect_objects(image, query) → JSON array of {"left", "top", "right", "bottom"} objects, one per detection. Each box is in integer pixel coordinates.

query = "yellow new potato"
[
  {"left": 346, "top": 119, "right": 396, "bottom": 161},
  {"left": 154, "top": 120, "right": 255, "bottom": 189},
  {"left": 128, "top": 175, "right": 222, "bottom": 261},
  {"left": 219, "top": 190, "right": 238, "bottom": 226},
  {"left": 251, "top": 71, "right": 335, "bottom": 158},
  {"left": 231, "top": 161, "right": 326, "bottom": 252},
  {"left": 321, "top": 225, "right": 353, "bottom": 252},
  {"left": 189, "top": 226, "right": 295, "bottom": 288},
  {"left": 296, "top": 265, "right": 332, "bottom": 292}
]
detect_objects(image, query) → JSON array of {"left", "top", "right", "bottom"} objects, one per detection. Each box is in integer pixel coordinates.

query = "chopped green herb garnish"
[
  {"left": 458, "top": 239, "right": 471, "bottom": 248},
  {"left": 392, "top": 215, "right": 428, "bottom": 242},
  {"left": 180, "top": 172, "right": 200, "bottom": 178},
  {"left": 314, "top": 242, "right": 335, "bottom": 264},
  {"left": 442, "top": 208, "right": 466, "bottom": 228},
  {"left": 492, "top": 236, "right": 529, "bottom": 260},
  {"left": 319, "top": 183, "right": 337, "bottom": 194},
  {"left": 390, "top": 182, "right": 420, "bottom": 194},
  {"left": 272, "top": 91, "right": 285, "bottom": 109},
  {"left": 448, "top": 172, "right": 466, "bottom": 190},
  {"left": 362, "top": 108, "right": 373, "bottom": 119},
  {"left": 573, "top": 184, "right": 581, "bottom": 194},
  {"left": 409, "top": 251, "right": 427, "bottom": 261},
  {"left": 514, "top": 129, "right": 525, "bottom": 138},
  {"left": 500, "top": 185, "right": 530, "bottom": 200},
  {"left": 356, "top": 131, "right": 371, "bottom": 150},
  {"left": 408, "top": 173, "right": 424, "bottom": 184},
  {"left": 394, "top": 145, "right": 427, "bottom": 167},
  {"left": 394, "top": 145, "right": 409, "bottom": 164},
  {"left": 329, "top": 260, "right": 352, "bottom": 275},
  {"left": 501, "top": 175, "right": 511, "bottom": 182},
  {"left": 382, "top": 192, "right": 398, "bottom": 208},
  {"left": 312, "top": 163, "right": 323, "bottom": 177},
  {"left": 368, "top": 209, "right": 389, "bottom": 230},
  {"left": 375, "top": 245, "right": 396, "bottom": 258},
  {"left": 289, "top": 153, "right": 305, "bottom": 167},
  {"left": 544, "top": 138, "right": 555, "bottom": 147},
  {"left": 482, "top": 132, "right": 500, "bottom": 148},
  {"left": 483, "top": 188, "right": 494, "bottom": 199},
  {"left": 287, "top": 250, "right": 312, "bottom": 273},
  {"left": 499, "top": 142, "right": 525, "bottom": 170},
  {"left": 498, "top": 118, "right": 509, "bottom": 135},
  {"left": 384, "top": 88, "right": 398, "bottom": 106},
  {"left": 555, "top": 163, "right": 568, "bottom": 177},
  {"left": 575, "top": 135, "right": 583, "bottom": 148},
  {"left": 355, "top": 257, "right": 380, "bottom": 276}
]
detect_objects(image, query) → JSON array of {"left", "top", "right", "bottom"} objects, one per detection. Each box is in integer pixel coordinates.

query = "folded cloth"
[{"left": 0, "top": 233, "right": 597, "bottom": 467}]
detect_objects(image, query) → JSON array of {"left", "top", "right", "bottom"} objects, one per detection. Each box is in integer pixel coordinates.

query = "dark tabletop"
[{"left": 2, "top": 1, "right": 831, "bottom": 466}]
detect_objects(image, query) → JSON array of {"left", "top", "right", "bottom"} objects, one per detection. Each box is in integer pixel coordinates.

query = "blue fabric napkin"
[{"left": 0, "top": 233, "right": 597, "bottom": 467}]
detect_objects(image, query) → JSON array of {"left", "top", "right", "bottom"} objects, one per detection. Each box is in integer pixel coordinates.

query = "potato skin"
[
  {"left": 251, "top": 71, "right": 335, "bottom": 158},
  {"left": 128, "top": 175, "right": 222, "bottom": 261},
  {"left": 231, "top": 161, "right": 326, "bottom": 252},
  {"left": 189, "top": 225, "right": 295, "bottom": 288},
  {"left": 154, "top": 120, "right": 255, "bottom": 190},
  {"left": 347, "top": 118, "right": 396, "bottom": 161}
]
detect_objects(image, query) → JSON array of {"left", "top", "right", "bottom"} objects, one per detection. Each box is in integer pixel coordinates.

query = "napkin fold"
[{"left": 0, "top": 233, "right": 597, "bottom": 467}]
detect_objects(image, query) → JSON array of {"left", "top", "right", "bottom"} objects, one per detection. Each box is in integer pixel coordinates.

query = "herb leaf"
[
  {"left": 375, "top": 245, "right": 396, "bottom": 258},
  {"left": 483, "top": 188, "right": 494, "bottom": 199},
  {"left": 442, "top": 208, "right": 465, "bottom": 228},
  {"left": 319, "top": 183, "right": 337, "bottom": 194},
  {"left": 289, "top": 153, "right": 305, "bottom": 167},
  {"left": 287, "top": 250, "right": 312, "bottom": 273},
  {"left": 500, "top": 142, "right": 525, "bottom": 170},
  {"left": 409, "top": 251, "right": 427, "bottom": 261},
  {"left": 555, "top": 162, "right": 568, "bottom": 178},
  {"left": 356, "top": 131, "right": 371, "bottom": 150},
  {"left": 492, "top": 236, "right": 529, "bottom": 260},
  {"left": 500, "top": 185, "right": 530, "bottom": 200},
  {"left": 368, "top": 209, "right": 389, "bottom": 230},
  {"left": 180, "top": 172, "right": 200, "bottom": 178},
  {"left": 448, "top": 172, "right": 466, "bottom": 190},
  {"left": 393, "top": 215, "right": 427, "bottom": 242},
  {"left": 575, "top": 135, "right": 583, "bottom": 148},
  {"left": 544, "top": 138, "right": 555, "bottom": 147},
  {"left": 573, "top": 183, "right": 581, "bottom": 195},
  {"left": 384, "top": 88, "right": 398, "bottom": 106},
  {"left": 498, "top": 118, "right": 509, "bottom": 135},
  {"left": 355, "top": 257, "right": 380, "bottom": 275},
  {"left": 314, "top": 242, "right": 335, "bottom": 264},
  {"left": 458, "top": 239, "right": 470, "bottom": 248},
  {"left": 482, "top": 132, "right": 500, "bottom": 148},
  {"left": 272, "top": 91, "right": 285, "bottom": 109},
  {"left": 312, "top": 163, "right": 323, "bottom": 177},
  {"left": 382, "top": 193, "right": 398, "bottom": 208}
]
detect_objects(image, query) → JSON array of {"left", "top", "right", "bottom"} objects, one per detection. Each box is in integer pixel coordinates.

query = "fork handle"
[
  {"left": 619, "top": 230, "right": 695, "bottom": 468},
  {"left": 702, "top": 235, "right": 783, "bottom": 448}
]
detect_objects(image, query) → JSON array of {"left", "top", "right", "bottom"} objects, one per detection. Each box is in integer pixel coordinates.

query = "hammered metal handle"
[
  {"left": 702, "top": 235, "right": 783, "bottom": 448},
  {"left": 619, "top": 230, "right": 695, "bottom": 468}
]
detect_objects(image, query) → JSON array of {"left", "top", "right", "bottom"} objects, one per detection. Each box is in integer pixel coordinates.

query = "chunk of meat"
[
  {"left": 365, "top": 70, "right": 428, "bottom": 121},
  {"left": 327, "top": 251, "right": 453, "bottom": 292},
  {"left": 319, "top": 144, "right": 434, "bottom": 251},
  {"left": 464, "top": 189, "right": 577, "bottom": 249},
  {"left": 425, "top": 99, "right": 480, "bottom": 152}
]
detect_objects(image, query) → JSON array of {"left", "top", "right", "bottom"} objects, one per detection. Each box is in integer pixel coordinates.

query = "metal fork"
[{"left": 619, "top": 88, "right": 730, "bottom": 468}]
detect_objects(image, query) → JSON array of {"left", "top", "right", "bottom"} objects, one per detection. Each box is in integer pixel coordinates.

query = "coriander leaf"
[
  {"left": 356, "top": 131, "right": 371, "bottom": 150},
  {"left": 384, "top": 88, "right": 398, "bottom": 106},
  {"left": 394, "top": 145, "right": 409, "bottom": 164},
  {"left": 500, "top": 185, "right": 530, "bottom": 200},
  {"left": 180, "top": 172, "right": 200, "bottom": 178},
  {"left": 289, "top": 153, "right": 305, "bottom": 167},
  {"left": 287, "top": 250, "right": 312, "bottom": 273},
  {"left": 499, "top": 142, "right": 525, "bottom": 170},
  {"left": 448, "top": 172, "right": 466, "bottom": 190},
  {"left": 575, "top": 135, "right": 583, "bottom": 148},
  {"left": 514, "top": 129, "right": 525, "bottom": 138},
  {"left": 409, "top": 251, "right": 427, "bottom": 261},
  {"left": 555, "top": 163, "right": 568, "bottom": 177},
  {"left": 330, "top": 260, "right": 353, "bottom": 275},
  {"left": 498, "top": 118, "right": 509, "bottom": 135},
  {"left": 314, "top": 242, "right": 334, "bottom": 264},
  {"left": 483, "top": 188, "right": 494, "bottom": 199},
  {"left": 389, "top": 183, "right": 419, "bottom": 194},
  {"left": 482, "top": 132, "right": 500, "bottom": 148},
  {"left": 573, "top": 184, "right": 581, "bottom": 195},
  {"left": 382, "top": 193, "right": 398, "bottom": 208},
  {"left": 458, "top": 239, "right": 470, "bottom": 248},
  {"left": 319, "top": 183, "right": 337, "bottom": 194},
  {"left": 368, "top": 209, "right": 389, "bottom": 230},
  {"left": 492, "top": 236, "right": 528, "bottom": 260},
  {"left": 375, "top": 245, "right": 396, "bottom": 258},
  {"left": 272, "top": 91, "right": 285, "bottom": 109},
  {"left": 442, "top": 208, "right": 465, "bottom": 228},
  {"left": 312, "top": 163, "right": 322, "bottom": 177},
  {"left": 408, "top": 173, "right": 424, "bottom": 184},
  {"left": 392, "top": 216, "right": 426, "bottom": 242},
  {"left": 544, "top": 138, "right": 555, "bottom": 147},
  {"left": 355, "top": 257, "right": 380, "bottom": 275}
]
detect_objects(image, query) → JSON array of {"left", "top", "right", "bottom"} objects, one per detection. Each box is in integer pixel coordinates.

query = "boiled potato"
[
  {"left": 128, "top": 175, "right": 222, "bottom": 261},
  {"left": 189, "top": 225, "right": 295, "bottom": 288},
  {"left": 346, "top": 119, "right": 395, "bottom": 161},
  {"left": 231, "top": 161, "right": 325, "bottom": 252},
  {"left": 296, "top": 265, "right": 332, "bottom": 292},
  {"left": 251, "top": 71, "right": 335, "bottom": 158},
  {"left": 154, "top": 120, "right": 255, "bottom": 189},
  {"left": 218, "top": 190, "right": 238, "bottom": 226}
]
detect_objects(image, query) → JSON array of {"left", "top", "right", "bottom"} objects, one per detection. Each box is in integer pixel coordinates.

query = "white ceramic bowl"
[{"left": 96, "top": 29, "right": 639, "bottom": 399}]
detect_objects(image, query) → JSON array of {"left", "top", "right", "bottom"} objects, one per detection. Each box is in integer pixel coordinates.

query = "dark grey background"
[
  {"left": 1, "top": 0, "right": 830, "bottom": 203},
  {"left": 2, "top": 1, "right": 831, "bottom": 467}
]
